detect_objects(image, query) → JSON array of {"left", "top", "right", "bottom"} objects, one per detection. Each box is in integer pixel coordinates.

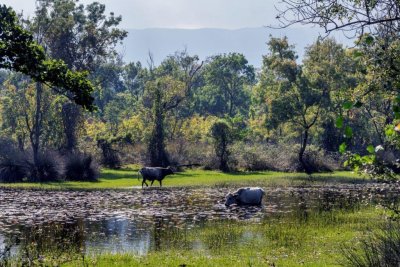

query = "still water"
[{"left": 0, "top": 183, "right": 399, "bottom": 258}]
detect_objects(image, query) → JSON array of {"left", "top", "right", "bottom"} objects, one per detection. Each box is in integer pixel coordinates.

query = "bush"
[
  {"left": 27, "top": 151, "right": 64, "bottom": 182},
  {"left": 232, "top": 143, "right": 341, "bottom": 172},
  {"left": 0, "top": 139, "right": 28, "bottom": 182},
  {"left": 342, "top": 222, "right": 400, "bottom": 267},
  {"left": 303, "top": 148, "right": 339, "bottom": 173},
  {"left": 97, "top": 139, "right": 121, "bottom": 169},
  {"left": 232, "top": 143, "right": 276, "bottom": 171},
  {"left": 0, "top": 152, "right": 28, "bottom": 183},
  {"left": 64, "top": 153, "right": 99, "bottom": 181}
]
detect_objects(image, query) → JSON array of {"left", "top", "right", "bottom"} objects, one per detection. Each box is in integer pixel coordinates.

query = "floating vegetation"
[{"left": 0, "top": 183, "right": 398, "bottom": 260}]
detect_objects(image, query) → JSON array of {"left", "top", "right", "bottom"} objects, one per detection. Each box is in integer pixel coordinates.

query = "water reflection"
[{"left": 0, "top": 184, "right": 399, "bottom": 260}]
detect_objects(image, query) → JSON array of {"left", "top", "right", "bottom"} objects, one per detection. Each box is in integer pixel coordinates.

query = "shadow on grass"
[
  {"left": 293, "top": 174, "right": 370, "bottom": 184},
  {"left": 100, "top": 170, "right": 136, "bottom": 180},
  {"left": 224, "top": 171, "right": 274, "bottom": 176},
  {"left": 168, "top": 172, "right": 197, "bottom": 178}
]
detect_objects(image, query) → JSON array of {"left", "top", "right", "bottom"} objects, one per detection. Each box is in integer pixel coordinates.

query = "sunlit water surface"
[{"left": 0, "top": 184, "right": 399, "bottom": 257}]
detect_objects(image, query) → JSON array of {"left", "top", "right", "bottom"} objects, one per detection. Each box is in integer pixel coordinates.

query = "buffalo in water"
[
  {"left": 225, "top": 187, "right": 265, "bottom": 206},
  {"left": 138, "top": 167, "right": 174, "bottom": 188}
]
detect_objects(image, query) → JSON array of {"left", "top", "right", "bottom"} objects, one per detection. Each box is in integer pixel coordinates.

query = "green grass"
[
  {"left": 0, "top": 168, "right": 385, "bottom": 266},
  {"left": 0, "top": 167, "right": 368, "bottom": 190},
  {"left": 58, "top": 207, "right": 384, "bottom": 267}
]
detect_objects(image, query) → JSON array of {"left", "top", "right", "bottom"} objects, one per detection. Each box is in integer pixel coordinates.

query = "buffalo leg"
[
  {"left": 142, "top": 180, "right": 148, "bottom": 188},
  {"left": 150, "top": 180, "right": 155, "bottom": 186},
  {"left": 159, "top": 180, "right": 162, "bottom": 187}
]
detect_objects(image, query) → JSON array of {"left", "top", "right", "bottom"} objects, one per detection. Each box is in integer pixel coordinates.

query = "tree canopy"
[{"left": 0, "top": 5, "right": 94, "bottom": 110}]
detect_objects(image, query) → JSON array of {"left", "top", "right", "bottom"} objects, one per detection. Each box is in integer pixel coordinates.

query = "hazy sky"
[{"left": 3, "top": 0, "right": 281, "bottom": 29}]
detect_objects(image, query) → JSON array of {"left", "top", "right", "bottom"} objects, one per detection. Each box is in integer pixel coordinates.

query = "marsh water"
[{"left": 0, "top": 183, "right": 399, "bottom": 258}]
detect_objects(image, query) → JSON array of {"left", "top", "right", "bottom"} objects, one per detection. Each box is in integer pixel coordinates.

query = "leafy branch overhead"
[
  {"left": 0, "top": 5, "right": 94, "bottom": 111},
  {"left": 274, "top": 0, "right": 400, "bottom": 36}
]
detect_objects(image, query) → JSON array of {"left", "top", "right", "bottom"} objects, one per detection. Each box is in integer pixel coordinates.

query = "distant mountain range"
[{"left": 118, "top": 27, "right": 355, "bottom": 67}]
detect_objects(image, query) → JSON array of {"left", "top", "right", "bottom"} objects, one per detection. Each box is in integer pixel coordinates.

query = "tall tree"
[
  {"left": 276, "top": 0, "right": 400, "bottom": 178},
  {"left": 198, "top": 53, "right": 255, "bottom": 117},
  {"left": 262, "top": 37, "right": 327, "bottom": 173},
  {"left": 210, "top": 120, "right": 233, "bottom": 172},
  {"left": 302, "top": 38, "right": 360, "bottom": 151},
  {"left": 0, "top": 4, "right": 94, "bottom": 178},
  {"left": 32, "top": 0, "right": 127, "bottom": 151},
  {"left": 143, "top": 51, "right": 203, "bottom": 167},
  {"left": 0, "top": 5, "right": 94, "bottom": 109}
]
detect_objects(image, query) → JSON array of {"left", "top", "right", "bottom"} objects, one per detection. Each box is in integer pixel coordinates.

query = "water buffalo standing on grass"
[
  {"left": 225, "top": 187, "right": 265, "bottom": 206},
  {"left": 138, "top": 167, "right": 174, "bottom": 188}
]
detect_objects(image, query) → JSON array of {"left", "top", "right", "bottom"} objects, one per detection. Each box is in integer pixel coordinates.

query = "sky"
[{"left": 3, "top": 0, "right": 282, "bottom": 29}]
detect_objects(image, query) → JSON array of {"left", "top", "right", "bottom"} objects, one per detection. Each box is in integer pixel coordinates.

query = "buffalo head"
[{"left": 225, "top": 193, "right": 238, "bottom": 206}]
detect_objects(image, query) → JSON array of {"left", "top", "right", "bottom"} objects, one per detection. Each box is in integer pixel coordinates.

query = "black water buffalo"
[
  {"left": 225, "top": 187, "right": 265, "bottom": 206},
  {"left": 138, "top": 167, "right": 174, "bottom": 188}
]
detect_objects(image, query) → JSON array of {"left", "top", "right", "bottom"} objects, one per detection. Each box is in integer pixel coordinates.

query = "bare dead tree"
[{"left": 273, "top": 0, "right": 400, "bottom": 36}]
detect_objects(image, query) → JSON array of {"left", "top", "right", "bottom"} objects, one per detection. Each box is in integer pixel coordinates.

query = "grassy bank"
[
  {"left": 50, "top": 206, "right": 383, "bottom": 267},
  {"left": 0, "top": 167, "right": 367, "bottom": 190}
]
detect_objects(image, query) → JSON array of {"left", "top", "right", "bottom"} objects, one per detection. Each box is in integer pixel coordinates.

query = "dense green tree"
[
  {"left": 123, "top": 61, "right": 148, "bottom": 100},
  {"left": 262, "top": 37, "right": 327, "bottom": 173},
  {"left": 143, "top": 52, "right": 203, "bottom": 167},
  {"left": 0, "top": 5, "right": 94, "bottom": 109},
  {"left": 210, "top": 120, "right": 233, "bottom": 172},
  {"left": 31, "top": 0, "right": 127, "bottom": 151},
  {"left": 197, "top": 53, "right": 255, "bottom": 117},
  {"left": 276, "top": 0, "right": 400, "bottom": 179},
  {"left": 302, "top": 38, "right": 360, "bottom": 151},
  {"left": 0, "top": 4, "right": 95, "bottom": 178}
]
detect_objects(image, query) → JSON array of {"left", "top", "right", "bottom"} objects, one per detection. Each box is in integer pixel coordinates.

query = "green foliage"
[
  {"left": 27, "top": 151, "right": 64, "bottom": 182},
  {"left": 210, "top": 120, "right": 234, "bottom": 172},
  {"left": 342, "top": 222, "right": 400, "bottom": 267},
  {"left": 0, "top": 5, "right": 95, "bottom": 110},
  {"left": 64, "top": 153, "right": 99, "bottom": 181},
  {"left": 339, "top": 142, "right": 347, "bottom": 154},
  {"left": 199, "top": 53, "right": 255, "bottom": 117},
  {"left": 146, "top": 79, "right": 171, "bottom": 167},
  {"left": 97, "top": 137, "right": 122, "bottom": 169},
  {"left": 2, "top": 2, "right": 398, "bottom": 177},
  {"left": 33, "top": 0, "right": 127, "bottom": 72},
  {"left": 344, "top": 126, "right": 353, "bottom": 138},
  {"left": 336, "top": 116, "right": 344, "bottom": 128}
]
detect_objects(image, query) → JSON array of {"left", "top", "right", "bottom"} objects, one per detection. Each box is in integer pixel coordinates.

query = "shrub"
[
  {"left": 0, "top": 138, "right": 18, "bottom": 158},
  {"left": 342, "top": 222, "right": 400, "bottom": 267},
  {"left": 232, "top": 143, "right": 341, "bottom": 172},
  {"left": 97, "top": 139, "right": 121, "bottom": 169},
  {"left": 303, "top": 148, "right": 339, "bottom": 173},
  {"left": 27, "top": 151, "right": 64, "bottom": 182},
  {"left": 0, "top": 152, "right": 28, "bottom": 183},
  {"left": 64, "top": 153, "right": 99, "bottom": 181},
  {"left": 232, "top": 143, "right": 275, "bottom": 171},
  {"left": 0, "top": 139, "right": 28, "bottom": 183}
]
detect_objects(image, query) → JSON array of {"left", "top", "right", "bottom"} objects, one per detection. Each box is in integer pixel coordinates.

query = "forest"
[
  {"left": 0, "top": 0, "right": 398, "bottom": 184},
  {"left": 1, "top": 0, "right": 400, "bottom": 266}
]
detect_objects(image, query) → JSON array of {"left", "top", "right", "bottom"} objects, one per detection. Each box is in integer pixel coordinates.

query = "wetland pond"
[{"left": 0, "top": 183, "right": 399, "bottom": 259}]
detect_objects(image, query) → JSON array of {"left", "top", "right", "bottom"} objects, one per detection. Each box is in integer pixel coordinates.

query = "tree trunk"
[
  {"left": 219, "top": 140, "right": 229, "bottom": 172},
  {"left": 62, "top": 102, "right": 80, "bottom": 152},
  {"left": 28, "top": 82, "right": 43, "bottom": 181},
  {"left": 299, "top": 128, "right": 310, "bottom": 174},
  {"left": 32, "top": 82, "right": 42, "bottom": 168},
  {"left": 148, "top": 88, "right": 169, "bottom": 167}
]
